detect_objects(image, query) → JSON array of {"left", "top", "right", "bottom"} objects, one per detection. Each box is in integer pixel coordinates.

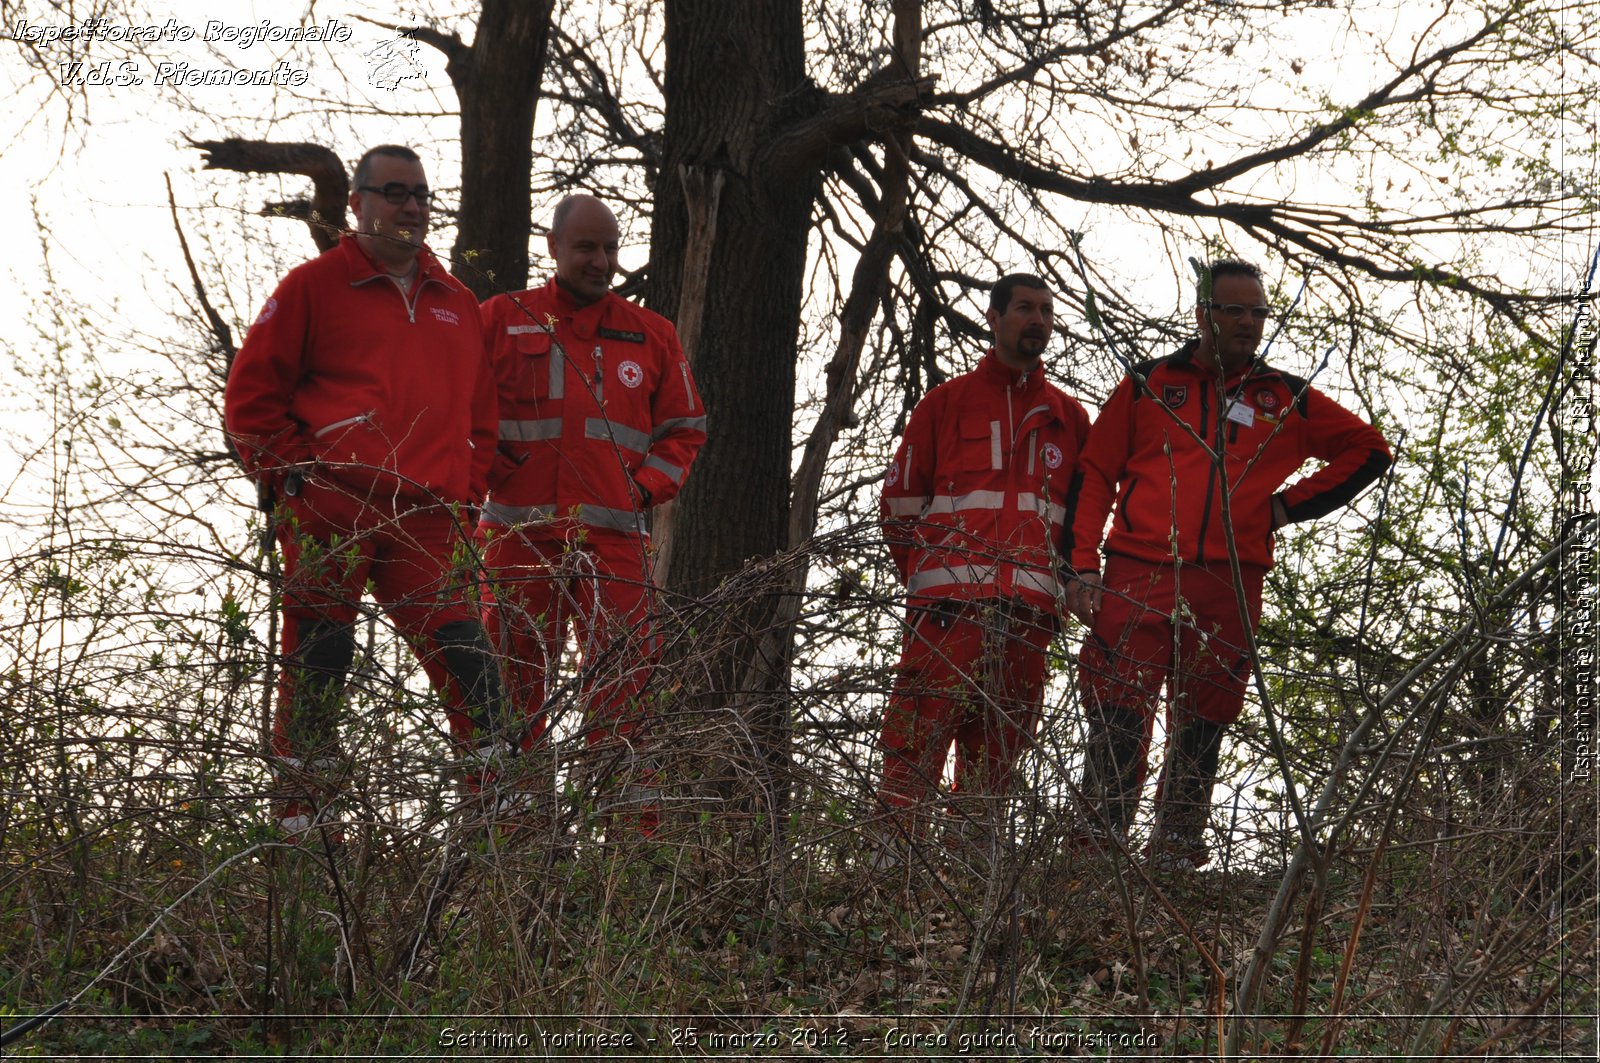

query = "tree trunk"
[
  {"left": 648, "top": 0, "right": 817, "bottom": 596},
  {"left": 448, "top": 0, "right": 555, "bottom": 300}
]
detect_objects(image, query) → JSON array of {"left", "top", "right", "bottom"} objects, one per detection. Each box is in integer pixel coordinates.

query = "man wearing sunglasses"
[
  {"left": 225, "top": 145, "right": 509, "bottom": 841},
  {"left": 1062, "top": 258, "right": 1391, "bottom": 870}
]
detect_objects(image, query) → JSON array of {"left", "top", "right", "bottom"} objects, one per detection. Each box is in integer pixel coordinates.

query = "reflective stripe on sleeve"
[
  {"left": 884, "top": 496, "right": 927, "bottom": 517},
  {"left": 907, "top": 563, "right": 1000, "bottom": 595},
  {"left": 652, "top": 415, "right": 708, "bottom": 439},
  {"left": 925, "top": 489, "right": 1006, "bottom": 515},
  {"left": 499, "top": 418, "right": 562, "bottom": 441},
  {"left": 481, "top": 501, "right": 558, "bottom": 526},
  {"left": 585, "top": 419, "right": 652, "bottom": 454},
  {"left": 480, "top": 500, "right": 646, "bottom": 536},
  {"left": 1013, "top": 567, "right": 1063, "bottom": 598},
  {"left": 907, "top": 562, "right": 1061, "bottom": 599},
  {"left": 581, "top": 505, "right": 648, "bottom": 535},
  {"left": 1016, "top": 492, "right": 1066, "bottom": 525},
  {"left": 643, "top": 454, "right": 685, "bottom": 483}
]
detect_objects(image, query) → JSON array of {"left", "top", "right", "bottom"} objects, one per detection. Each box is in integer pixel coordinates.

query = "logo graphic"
[
  {"left": 1162, "top": 384, "right": 1188, "bottom": 409},
  {"left": 256, "top": 297, "right": 279, "bottom": 325},
  {"left": 1255, "top": 388, "right": 1280, "bottom": 411},
  {"left": 431, "top": 307, "right": 460, "bottom": 326},
  {"left": 365, "top": 36, "right": 426, "bottom": 90},
  {"left": 886, "top": 462, "right": 901, "bottom": 487},
  {"left": 1042, "top": 443, "right": 1063, "bottom": 469},
  {"left": 617, "top": 360, "right": 644, "bottom": 388}
]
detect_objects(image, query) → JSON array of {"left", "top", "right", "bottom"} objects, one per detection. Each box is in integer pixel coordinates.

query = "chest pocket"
[
  {"left": 957, "top": 412, "right": 999, "bottom": 474},
  {"left": 1226, "top": 385, "right": 1289, "bottom": 454},
  {"left": 510, "top": 329, "right": 559, "bottom": 403}
]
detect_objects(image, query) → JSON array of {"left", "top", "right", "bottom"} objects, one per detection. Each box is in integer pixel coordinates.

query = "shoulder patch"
[{"left": 598, "top": 327, "right": 646, "bottom": 343}]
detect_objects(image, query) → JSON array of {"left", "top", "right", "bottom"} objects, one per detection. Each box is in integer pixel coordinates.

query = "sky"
[
  {"left": 2, "top": 0, "right": 1594, "bottom": 521},
  {"left": 0, "top": 2, "right": 468, "bottom": 506}
]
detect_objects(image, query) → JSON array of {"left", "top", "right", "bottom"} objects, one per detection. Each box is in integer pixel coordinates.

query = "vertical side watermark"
[{"left": 1557, "top": 243, "right": 1598, "bottom": 1052}]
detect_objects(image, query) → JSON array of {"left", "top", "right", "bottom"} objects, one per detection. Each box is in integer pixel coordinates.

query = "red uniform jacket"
[
  {"left": 224, "top": 236, "right": 495, "bottom": 505},
  {"left": 479, "top": 278, "right": 706, "bottom": 537},
  {"left": 1064, "top": 342, "right": 1392, "bottom": 573},
  {"left": 882, "top": 351, "right": 1091, "bottom": 611}
]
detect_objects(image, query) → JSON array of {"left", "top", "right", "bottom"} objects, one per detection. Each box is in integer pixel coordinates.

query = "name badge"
[{"left": 1226, "top": 402, "right": 1256, "bottom": 428}]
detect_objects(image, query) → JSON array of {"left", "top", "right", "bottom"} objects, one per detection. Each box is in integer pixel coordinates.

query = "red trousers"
[
  {"left": 478, "top": 525, "right": 657, "bottom": 748},
  {"left": 273, "top": 480, "right": 496, "bottom": 763},
  {"left": 1080, "top": 555, "right": 1264, "bottom": 726},
  {"left": 1076, "top": 554, "right": 1264, "bottom": 841},
  {"left": 880, "top": 600, "right": 1055, "bottom": 816}
]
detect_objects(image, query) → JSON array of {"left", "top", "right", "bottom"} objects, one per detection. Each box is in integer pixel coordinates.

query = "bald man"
[{"left": 477, "top": 196, "right": 706, "bottom": 831}]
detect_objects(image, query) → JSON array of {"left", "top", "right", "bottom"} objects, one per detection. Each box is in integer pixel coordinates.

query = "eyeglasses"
[
  {"left": 358, "top": 182, "right": 432, "bottom": 206},
  {"left": 1206, "top": 302, "right": 1273, "bottom": 321}
]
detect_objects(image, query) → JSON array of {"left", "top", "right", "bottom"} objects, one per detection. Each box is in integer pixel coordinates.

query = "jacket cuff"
[{"left": 631, "top": 466, "right": 671, "bottom": 505}]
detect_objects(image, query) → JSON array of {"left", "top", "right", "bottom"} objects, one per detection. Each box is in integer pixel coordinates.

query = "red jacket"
[
  {"left": 882, "top": 350, "right": 1090, "bottom": 611},
  {"left": 224, "top": 236, "right": 495, "bottom": 505},
  {"left": 479, "top": 278, "right": 706, "bottom": 537},
  {"left": 1064, "top": 342, "right": 1392, "bottom": 573}
]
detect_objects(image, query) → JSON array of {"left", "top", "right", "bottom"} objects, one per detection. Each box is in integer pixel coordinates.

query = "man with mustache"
[
  {"left": 1064, "top": 258, "right": 1392, "bottom": 870},
  {"left": 878, "top": 273, "right": 1090, "bottom": 859}
]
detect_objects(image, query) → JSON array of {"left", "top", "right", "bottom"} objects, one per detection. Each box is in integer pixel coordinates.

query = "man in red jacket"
[
  {"left": 478, "top": 195, "right": 706, "bottom": 828},
  {"left": 1064, "top": 259, "right": 1392, "bottom": 869},
  {"left": 879, "top": 274, "right": 1090, "bottom": 853},
  {"left": 224, "top": 145, "right": 508, "bottom": 840}
]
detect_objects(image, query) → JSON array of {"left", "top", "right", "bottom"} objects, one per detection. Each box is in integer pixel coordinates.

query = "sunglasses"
[{"left": 358, "top": 183, "right": 432, "bottom": 206}]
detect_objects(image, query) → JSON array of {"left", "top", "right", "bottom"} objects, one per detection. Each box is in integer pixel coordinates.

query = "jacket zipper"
[
  {"left": 1195, "top": 380, "right": 1215, "bottom": 563},
  {"left": 355, "top": 268, "right": 435, "bottom": 323},
  {"left": 1002, "top": 375, "right": 1021, "bottom": 592},
  {"left": 402, "top": 271, "right": 444, "bottom": 323},
  {"left": 592, "top": 345, "right": 605, "bottom": 403}
]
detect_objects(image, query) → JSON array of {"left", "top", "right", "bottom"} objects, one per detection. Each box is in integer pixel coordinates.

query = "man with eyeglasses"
[
  {"left": 1062, "top": 258, "right": 1391, "bottom": 870},
  {"left": 225, "top": 145, "right": 510, "bottom": 841}
]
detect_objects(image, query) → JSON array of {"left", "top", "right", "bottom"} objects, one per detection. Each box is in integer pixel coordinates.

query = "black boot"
[
  {"left": 1151, "top": 717, "right": 1223, "bottom": 869},
  {"left": 1077, "top": 703, "right": 1147, "bottom": 844}
]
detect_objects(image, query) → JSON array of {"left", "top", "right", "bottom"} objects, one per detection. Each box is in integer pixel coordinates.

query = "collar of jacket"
[
  {"left": 1169, "top": 337, "right": 1278, "bottom": 387},
  {"left": 338, "top": 233, "right": 451, "bottom": 290},
  {"left": 977, "top": 348, "right": 1046, "bottom": 393},
  {"left": 542, "top": 276, "right": 621, "bottom": 340}
]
